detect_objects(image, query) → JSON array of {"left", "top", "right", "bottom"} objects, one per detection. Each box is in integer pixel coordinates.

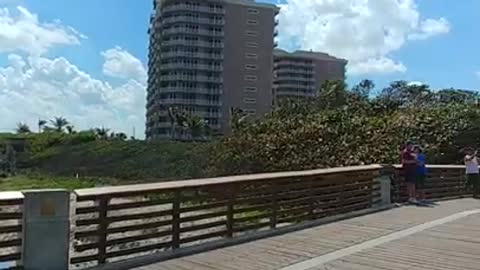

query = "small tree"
[
  {"left": 94, "top": 127, "right": 110, "bottom": 140},
  {"left": 38, "top": 119, "right": 47, "bottom": 133},
  {"left": 66, "top": 125, "right": 76, "bottom": 134},
  {"left": 50, "top": 117, "right": 69, "bottom": 132},
  {"left": 16, "top": 122, "right": 31, "bottom": 134}
]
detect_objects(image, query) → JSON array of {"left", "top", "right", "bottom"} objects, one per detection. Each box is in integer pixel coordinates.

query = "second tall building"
[{"left": 146, "top": 0, "right": 279, "bottom": 140}]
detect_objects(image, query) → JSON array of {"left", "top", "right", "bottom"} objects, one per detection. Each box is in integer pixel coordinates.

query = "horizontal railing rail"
[
  {"left": 0, "top": 192, "right": 24, "bottom": 270},
  {"left": 71, "top": 164, "right": 383, "bottom": 268}
]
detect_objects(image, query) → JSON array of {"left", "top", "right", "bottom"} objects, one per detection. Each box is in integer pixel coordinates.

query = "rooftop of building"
[
  {"left": 274, "top": 48, "right": 348, "bottom": 63},
  {"left": 156, "top": 0, "right": 279, "bottom": 10}
]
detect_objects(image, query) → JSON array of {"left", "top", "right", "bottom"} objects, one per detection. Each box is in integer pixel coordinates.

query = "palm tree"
[
  {"left": 185, "top": 115, "right": 208, "bottom": 140},
  {"left": 230, "top": 107, "right": 249, "bottom": 132},
  {"left": 94, "top": 127, "right": 110, "bottom": 140},
  {"left": 50, "top": 117, "right": 69, "bottom": 132},
  {"left": 167, "top": 106, "right": 178, "bottom": 139},
  {"left": 38, "top": 119, "right": 47, "bottom": 133},
  {"left": 66, "top": 125, "right": 76, "bottom": 134},
  {"left": 114, "top": 132, "right": 128, "bottom": 141},
  {"left": 16, "top": 122, "right": 31, "bottom": 134}
]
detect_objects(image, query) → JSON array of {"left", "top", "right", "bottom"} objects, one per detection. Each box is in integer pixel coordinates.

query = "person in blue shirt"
[{"left": 414, "top": 145, "right": 427, "bottom": 202}]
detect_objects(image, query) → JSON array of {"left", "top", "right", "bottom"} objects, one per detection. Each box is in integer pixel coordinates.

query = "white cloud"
[
  {"left": 0, "top": 53, "right": 146, "bottom": 137},
  {"left": 409, "top": 18, "right": 450, "bottom": 40},
  {"left": 0, "top": 6, "right": 85, "bottom": 55},
  {"left": 407, "top": 81, "right": 425, "bottom": 86},
  {"left": 277, "top": 0, "right": 450, "bottom": 75},
  {"left": 349, "top": 57, "right": 406, "bottom": 75},
  {"left": 102, "top": 46, "right": 147, "bottom": 83},
  {"left": 476, "top": 71, "right": 480, "bottom": 79}
]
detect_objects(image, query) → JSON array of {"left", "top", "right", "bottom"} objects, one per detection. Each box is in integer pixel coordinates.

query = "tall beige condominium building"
[
  {"left": 273, "top": 49, "right": 347, "bottom": 102},
  {"left": 146, "top": 0, "right": 279, "bottom": 140}
]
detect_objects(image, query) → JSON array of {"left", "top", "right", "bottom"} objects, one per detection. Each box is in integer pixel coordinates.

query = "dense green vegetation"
[
  {"left": 209, "top": 80, "right": 480, "bottom": 175},
  {"left": 2, "top": 80, "right": 479, "bottom": 191}
]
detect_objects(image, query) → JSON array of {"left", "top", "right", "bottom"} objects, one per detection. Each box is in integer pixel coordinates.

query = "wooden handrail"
[{"left": 75, "top": 164, "right": 383, "bottom": 199}]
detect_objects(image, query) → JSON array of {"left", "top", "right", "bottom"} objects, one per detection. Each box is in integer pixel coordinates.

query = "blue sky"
[{"left": 0, "top": 0, "right": 479, "bottom": 135}]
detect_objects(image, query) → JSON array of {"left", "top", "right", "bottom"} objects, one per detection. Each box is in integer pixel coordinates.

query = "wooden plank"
[
  {"left": 0, "top": 253, "right": 21, "bottom": 263},
  {"left": 74, "top": 165, "right": 383, "bottom": 199},
  {"left": 179, "top": 230, "right": 228, "bottom": 245},
  {"left": 106, "top": 230, "right": 173, "bottom": 246},
  {"left": 0, "top": 212, "right": 22, "bottom": 220},
  {"left": 106, "top": 241, "right": 172, "bottom": 259},
  {"left": 107, "top": 209, "right": 174, "bottom": 223},
  {"left": 0, "top": 238, "right": 21, "bottom": 248},
  {"left": 70, "top": 254, "right": 99, "bottom": 264},
  {"left": 106, "top": 220, "right": 173, "bottom": 234},
  {"left": 180, "top": 220, "right": 227, "bottom": 234},
  {"left": 0, "top": 225, "right": 22, "bottom": 233}
]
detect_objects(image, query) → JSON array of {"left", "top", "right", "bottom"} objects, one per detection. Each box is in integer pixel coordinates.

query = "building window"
[
  {"left": 248, "top": 8, "right": 260, "bottom": 14},
  {"left": 244, "top": 87, "right": 257, "bottom": 93},
  {"left": 245, "top": 64, "right": 258, "bottom": 70},
  {"left": 245, "top": 41, "right": 258, "bottom": 48},
  {"left": 247, "top": 20, "right": 259, "bottom": 25},
  {"left": 243, "top": 98, "right": 257, "bottom": 104},
  {"left": 244, "top": 75, "right": 257, "bottom": 81},
  {"left": 245, "top": 53, "right": 258, "bottom": 59},
  {"left": 245, "top": 30, "right": 258, "bottom": 36}
]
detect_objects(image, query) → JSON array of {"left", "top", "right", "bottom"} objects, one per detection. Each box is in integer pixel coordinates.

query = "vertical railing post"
[
  {"left": 308, "top": 178, "right": 315, "bottom": 220},
  {"left": 270, "top": 183, "right": 278, "bottom": 229},
  {"left": 226, "top": 185, "right": 236, "bottom": 238},
  {"left": 373, "top": 166, "right": 393, "bottom": 207},
  {"left": 97, "top": 196, "right": 109, "bottom": 265},
  {"left": 172, "top": 190, "right": 181, "bottom": 249},
  {"left": 22, "top": 189, "right": 70, "bottom": 270}
]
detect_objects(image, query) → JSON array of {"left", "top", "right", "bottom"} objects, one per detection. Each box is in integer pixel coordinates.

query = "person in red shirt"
[{"left": 402, "top": 141, "right": 418, "bottom": 204}]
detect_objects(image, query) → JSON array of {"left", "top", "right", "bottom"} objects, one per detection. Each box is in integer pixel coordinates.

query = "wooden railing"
[
  {"left": 0, "top": 192, "right": 23, "bottom": 270},
  {"left": 0, "top": 164, "right": 471, "bottom": 269},
  {"left": 71, "top": 165, "right": 383, "bottom": 268},
  {"left": 392, "top": 165, "right": 468, "bottom": 202}
]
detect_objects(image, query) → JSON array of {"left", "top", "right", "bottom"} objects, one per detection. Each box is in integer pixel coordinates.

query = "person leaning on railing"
[
  {"left": 402, "top": 141, "right": 418, "bottom": 204},
  {"left": 464, "top": 147, "right": 480, "bottom": 198}
]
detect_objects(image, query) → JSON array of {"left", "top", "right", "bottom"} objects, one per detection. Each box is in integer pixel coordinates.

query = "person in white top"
[{"left": 464, "top": 147, "right": 479, "bottom": 198}]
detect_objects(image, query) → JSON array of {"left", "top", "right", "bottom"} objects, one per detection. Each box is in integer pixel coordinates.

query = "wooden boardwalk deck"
[{"left": 133, "top": 198, "right": 480, "bottom": 270}]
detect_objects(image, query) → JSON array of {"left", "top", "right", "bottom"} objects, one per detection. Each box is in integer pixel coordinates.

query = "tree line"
[
  {"left": 207, "top": 80, "right": 480, "bottom": 176},
  {"left": 15, "top": 117, "right": 131, "bottom": 141}
]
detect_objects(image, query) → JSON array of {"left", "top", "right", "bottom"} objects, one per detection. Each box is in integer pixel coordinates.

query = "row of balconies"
[
  {"left": 159, "top": 98, "right": 223, "bottom": 107},
  {"left": 162, "top": 27, "right": 225, "bottom": 37},
  {"left": 161, "top": 75, "right": 223, "bottom": 83},
  {"left": 273, "top": 83, "right": 315, "bottom": 90},
  {"left": 161, "top": 39, "right": 224, "bottom": 48},
  {"left": 149, "top": 110, "right": 222, "bottom": 120},
  {"left": 275, "top": 89, "right": 316, "bottom": 97},
  {"left": 161, "top": 51, "right": 224, "bottom": 60},
  {"left": 157, "top": 87, "right": 223, "bottom": 95},
  {"left": 162, "top": 4, "right": 225, "bottom": 15},
  {"left": 163, "top": 16, "right": 225, "bottom": 26},
  {"left": 159, "top": 63, "right": 223, "bottom": 72},
  {"left": 150, "top": 121, "right": 222, "bottom": 130},
  {"left": 274, "top": 60, "right": 314, "bottom": 67},
  {"left": 273, "top": 66, "right": 314, "bottom": 74},
  {"left": 274, "top": 75, "right": 315, "bottom": 82}
]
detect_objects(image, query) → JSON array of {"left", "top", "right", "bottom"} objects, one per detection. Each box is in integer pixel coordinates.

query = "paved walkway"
[{"left": 133, "top": 198, "right": 480, "bottom": 270}]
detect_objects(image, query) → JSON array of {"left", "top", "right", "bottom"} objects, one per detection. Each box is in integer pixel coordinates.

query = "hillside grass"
[
  {"left": 24, "top": 140, "right": 211, "bottom": 182},
  {"left": 0, "top": 174, "right": 100, "bottom": 191}
]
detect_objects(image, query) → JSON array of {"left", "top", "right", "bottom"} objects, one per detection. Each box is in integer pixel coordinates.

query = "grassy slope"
[
  {"left": 0, "top": 174, "right": 99, "bottom": 191},
  {"left": 24, "top": 140, "right": 211, "bottom": 182}
]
